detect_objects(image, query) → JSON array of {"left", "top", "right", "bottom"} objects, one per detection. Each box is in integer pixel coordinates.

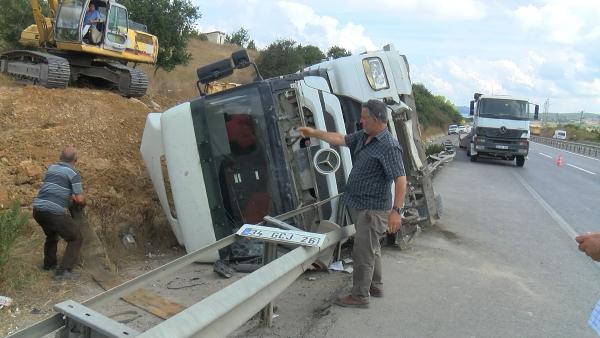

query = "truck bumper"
[{"left": 472, "top": 137, "right": 528, "bottom": 158}]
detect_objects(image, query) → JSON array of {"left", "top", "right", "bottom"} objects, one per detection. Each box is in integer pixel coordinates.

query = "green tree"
[
  {"left": 298, "top": 44, "right": 325, "bottom": 67},
  {"left": 247, "top": 40, "right": 257, "bottom": 50},
  {"left": 225, "top": 27, "right": 250, "bottom": 47},
  {"left": 121, "top": 0, "right": 201, "bottom": 72},
  {"left": 413, "top": 83, "right": 462, "bottom": 129},
  {"left": 256, "top": 39, "right": 304, "bottom": 78},
  {"left": 0, "top": 0, "right": 49, "bottom": 50},
  {"left": 326, "top": 45, "right": 352, "bottom": 59}
]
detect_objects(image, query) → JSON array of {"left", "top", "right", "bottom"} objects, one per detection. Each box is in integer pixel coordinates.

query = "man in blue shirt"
[
  {"left": 84, "top": 3, "right": 102, "bottom": 29},
  {"left": 299, "top": 99, "right": 407, "bottom": 308},
  {"left": 32, "top": 146, "right": 86, "bottom": 281}
]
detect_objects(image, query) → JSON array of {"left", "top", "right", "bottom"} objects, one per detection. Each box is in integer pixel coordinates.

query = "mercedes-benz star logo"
[{"left": 499, "top": 126, "right": 507, "bottom": 134}]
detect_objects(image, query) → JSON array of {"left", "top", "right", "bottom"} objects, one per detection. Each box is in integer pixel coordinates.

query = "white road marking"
[
  {"left": 531, "top": 141, "right": 600, "bottom": 162},
  {"left": 514, "top": 172, "right": 577, "bottom": 239},
  {"left": 566, "top": 163, "right": 597, "bottom": 175},
  {"left": 539, "top": 152, "right": 552, "bottom": 159},
  {"left": 514, "top": 172, "right": 600, "bottom": 270}
]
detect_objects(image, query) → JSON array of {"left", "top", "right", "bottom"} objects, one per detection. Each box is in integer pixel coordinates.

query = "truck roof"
[{"left": 478, "top": 94, "right": 530, "bottom": 102}]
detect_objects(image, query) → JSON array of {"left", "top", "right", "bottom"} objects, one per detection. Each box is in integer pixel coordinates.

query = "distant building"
[{"left": 205, "top": 31, "right": 226, "bottom": 44}]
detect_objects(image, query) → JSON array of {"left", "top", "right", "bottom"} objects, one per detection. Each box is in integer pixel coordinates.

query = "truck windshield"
[
  {"left": 191, "top": 85, "right": 292, "bottom": 241},
  {"left": 478, "top": 99, "right": 529, "bottom": 120}
]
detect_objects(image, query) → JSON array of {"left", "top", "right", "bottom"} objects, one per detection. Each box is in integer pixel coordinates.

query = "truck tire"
[
  {"left": 470, "top": 154, "right": 478, "bottom": 162},
  {"left": 516, "top": 155, "right": 525, "bottom": 167}
]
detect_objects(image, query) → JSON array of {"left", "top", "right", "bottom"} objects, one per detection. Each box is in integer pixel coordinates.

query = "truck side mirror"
[
  {"left": 534, "top": 105, "right": 539, "bottom": 120},
  {"left": 231, "top": 49, "right": 250, "bottom": 69},
  {"left": 197, "top": 58, "right": 234, "bottom": 84},
  {"left": 469, "top": 101, "right": 475, "bottom": 116}
]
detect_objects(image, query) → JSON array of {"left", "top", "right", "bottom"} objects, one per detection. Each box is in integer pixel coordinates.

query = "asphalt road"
[
  {"left": 312, "top": 137, "right": 600, "bottom": 338},
  {"left": 523, "top": 141, "right": 600, "bottom": 234}
]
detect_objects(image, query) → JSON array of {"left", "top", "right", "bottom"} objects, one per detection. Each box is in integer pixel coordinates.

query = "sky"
[{"left": 194, "top": 0, "right": 600, "bottom": 114}]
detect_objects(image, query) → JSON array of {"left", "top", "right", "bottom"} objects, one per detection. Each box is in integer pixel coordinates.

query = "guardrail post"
[{"left": 260, "top": 242, "right": 277, "bottom": 327}]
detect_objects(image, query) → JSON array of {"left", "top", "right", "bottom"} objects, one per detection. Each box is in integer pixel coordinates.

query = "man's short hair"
[
  {"left": 59, "top": 147, "right": 77, "bottom": 163},
  {"left": 361, "top": 99, "right": 388, "bottom": 123}
]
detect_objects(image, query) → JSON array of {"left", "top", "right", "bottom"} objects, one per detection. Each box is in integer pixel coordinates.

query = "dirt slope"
[
  {"left": 0, "top": 38, "right": 257, "bottom": 248},
  {"left": 0, "top": 39, "right": 256, "bottom": 307}
]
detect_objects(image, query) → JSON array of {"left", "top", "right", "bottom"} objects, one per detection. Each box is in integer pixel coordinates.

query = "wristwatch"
[{"left": 392, "top": 206, "right": 404, "bottom": 215}]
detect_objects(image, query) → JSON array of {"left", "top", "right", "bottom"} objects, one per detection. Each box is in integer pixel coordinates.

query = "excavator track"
[
  {"left": 106, "top": 62, "right": 149, "bottom": 97},
  {"left": 0, "top": 50, "right": 70, "bottom": 89}
]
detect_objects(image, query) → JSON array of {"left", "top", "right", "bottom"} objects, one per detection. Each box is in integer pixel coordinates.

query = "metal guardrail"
[
  {"left": 8, "top": 200, "right": 355, "bottom": 338},
  {"left": 531, "top": 136, "right": 600, "bottom": 158}
]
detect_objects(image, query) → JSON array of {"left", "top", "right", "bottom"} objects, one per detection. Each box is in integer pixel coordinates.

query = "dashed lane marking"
[
  {"left": 539, "top": 152, "right": 552, "bottom": 159},
  {"left": 566, "top": 164, "right": 597, "bottom": 175}
]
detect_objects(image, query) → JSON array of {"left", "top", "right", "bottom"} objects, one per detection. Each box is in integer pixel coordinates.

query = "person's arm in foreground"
[{"left": 576, "top": 232, "right": 600, "bottom": 261}]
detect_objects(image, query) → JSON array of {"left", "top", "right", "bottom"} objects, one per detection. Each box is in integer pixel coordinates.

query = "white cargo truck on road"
[{"left": 466, "top": 93, "right": 539, "bottom": 167}]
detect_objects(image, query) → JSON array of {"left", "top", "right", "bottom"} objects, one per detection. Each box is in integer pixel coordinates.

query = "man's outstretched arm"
[{"left": 297, "top": 127, "right": 346, "bottom": 146}]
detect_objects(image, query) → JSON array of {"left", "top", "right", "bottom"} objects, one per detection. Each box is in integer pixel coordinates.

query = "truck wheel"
[
  {"left": 516, "top": 155, "right": 525, "bottom": 167},
  {"left": 470, "top": 154, "right": 478, "bottom": 162}
]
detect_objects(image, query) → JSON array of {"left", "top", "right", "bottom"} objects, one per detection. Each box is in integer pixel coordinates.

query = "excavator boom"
[{"left": 29, "top": 0, "right": 49, "bottom": 45}]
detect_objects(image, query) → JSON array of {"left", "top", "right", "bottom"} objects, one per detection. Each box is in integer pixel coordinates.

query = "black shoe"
[
  {"left": 42, "top": 264, "right": 57, "bottom": 271},
  {"left": 54, "top": 270, "right": 80, "bottom": 281}
]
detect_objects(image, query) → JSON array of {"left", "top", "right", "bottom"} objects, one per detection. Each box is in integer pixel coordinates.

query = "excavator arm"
[
  {"left": 28, "top": 0, "right": 59, "bottom": 45},
  {"left": 30, "top": 0, "right": 49, "bottom": 45}
]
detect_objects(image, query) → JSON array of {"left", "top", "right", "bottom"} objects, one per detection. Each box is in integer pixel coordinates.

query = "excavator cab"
[{"left": 55, "top": 0, "right": 128, "bottom": 51}]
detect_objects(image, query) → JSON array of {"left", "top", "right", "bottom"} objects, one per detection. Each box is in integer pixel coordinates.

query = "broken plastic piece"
[{"left": 213, "top": 260, "right": 235, "bottom": 278}]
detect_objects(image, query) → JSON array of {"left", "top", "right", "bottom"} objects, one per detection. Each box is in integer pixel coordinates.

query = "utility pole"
[
  {"left": 542, "top": 98, "right": 549, "bottom": 127},
  {"left": 580, "top": 110, "right": 584, "bottom": 126}
]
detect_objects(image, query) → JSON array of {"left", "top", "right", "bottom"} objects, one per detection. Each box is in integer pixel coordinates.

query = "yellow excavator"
[{"left": 0, "top": 0, "right": 158, "bottom": 97}]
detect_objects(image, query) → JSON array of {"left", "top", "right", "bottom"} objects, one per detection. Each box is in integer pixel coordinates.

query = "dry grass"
[
  {"left": 143, "top": 39, "right": 259, "bottom": 102},
  {"left": 421, "top": 126, "right": 446, "bottom": 141},
  {"left": 0, "top": 73, "right": 19, "bottom": 87}
]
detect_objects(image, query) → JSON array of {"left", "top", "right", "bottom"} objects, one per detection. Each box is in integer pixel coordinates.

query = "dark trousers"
[{"left": 32, "top": 209, "right": 82, "bottom": 271}]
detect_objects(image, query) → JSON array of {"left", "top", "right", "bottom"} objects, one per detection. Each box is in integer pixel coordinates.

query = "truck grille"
[{"left": 477, "top": 127, "right": 523, "bottom": 139}]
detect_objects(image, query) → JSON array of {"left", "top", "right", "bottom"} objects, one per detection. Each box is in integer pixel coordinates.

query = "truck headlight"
[
  {"left": 475, "top": 137, "right": 485, "bottom": 144},
  {"left": 519, "top": 140, "right": 529, "bottom": 147},
  {"left": 362, "top": 57, "right": 389, "bottom": 90}
]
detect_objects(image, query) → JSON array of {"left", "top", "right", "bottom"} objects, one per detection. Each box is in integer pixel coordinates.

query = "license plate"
[
  {"left": 236, "top": 224, "right": 326, "bottom": 247},
  {"left": 495, "top": 145, "right": 509, "bottom": 150}
]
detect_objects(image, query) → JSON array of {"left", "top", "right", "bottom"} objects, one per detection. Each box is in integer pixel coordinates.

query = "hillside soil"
[{"left": 0, "top": 39, "right": 258, "bottom": 336}]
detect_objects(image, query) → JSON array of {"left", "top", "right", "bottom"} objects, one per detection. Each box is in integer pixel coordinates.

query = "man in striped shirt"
[{"left": 32, "top": 146, "right": 86, "bottom": 281}]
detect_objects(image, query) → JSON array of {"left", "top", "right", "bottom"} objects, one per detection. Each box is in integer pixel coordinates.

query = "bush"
[
  {"left": 425, "top": 143, "right": 445, "bottom": 156},
  {"left": 0, "top": 202, "right": 29, "bottom": 270}
]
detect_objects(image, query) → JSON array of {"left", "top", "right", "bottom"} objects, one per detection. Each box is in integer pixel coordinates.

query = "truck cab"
[
  {"left": 140, "top": 46, "right": 439, "bottom": 261},
  {"left": 467, "top": 93, "right": 539, "bottom": 167}
]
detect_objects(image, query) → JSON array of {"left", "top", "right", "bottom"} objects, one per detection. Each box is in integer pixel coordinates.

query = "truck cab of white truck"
[
  {"left": 467, "top": 93, "right": 539, "bottom": 167},
  {"left": 140, "top": 46, "right": 439, "bottom": 261}
]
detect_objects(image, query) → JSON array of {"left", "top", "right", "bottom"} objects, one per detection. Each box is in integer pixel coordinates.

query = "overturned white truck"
[{"left": 140, "top": 45, "right": 439, "bottom": 260}]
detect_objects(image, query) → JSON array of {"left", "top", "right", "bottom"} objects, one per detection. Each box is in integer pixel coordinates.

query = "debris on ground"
[{"left": 0, "top": 296, "right": 13, "bottom": 310}]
